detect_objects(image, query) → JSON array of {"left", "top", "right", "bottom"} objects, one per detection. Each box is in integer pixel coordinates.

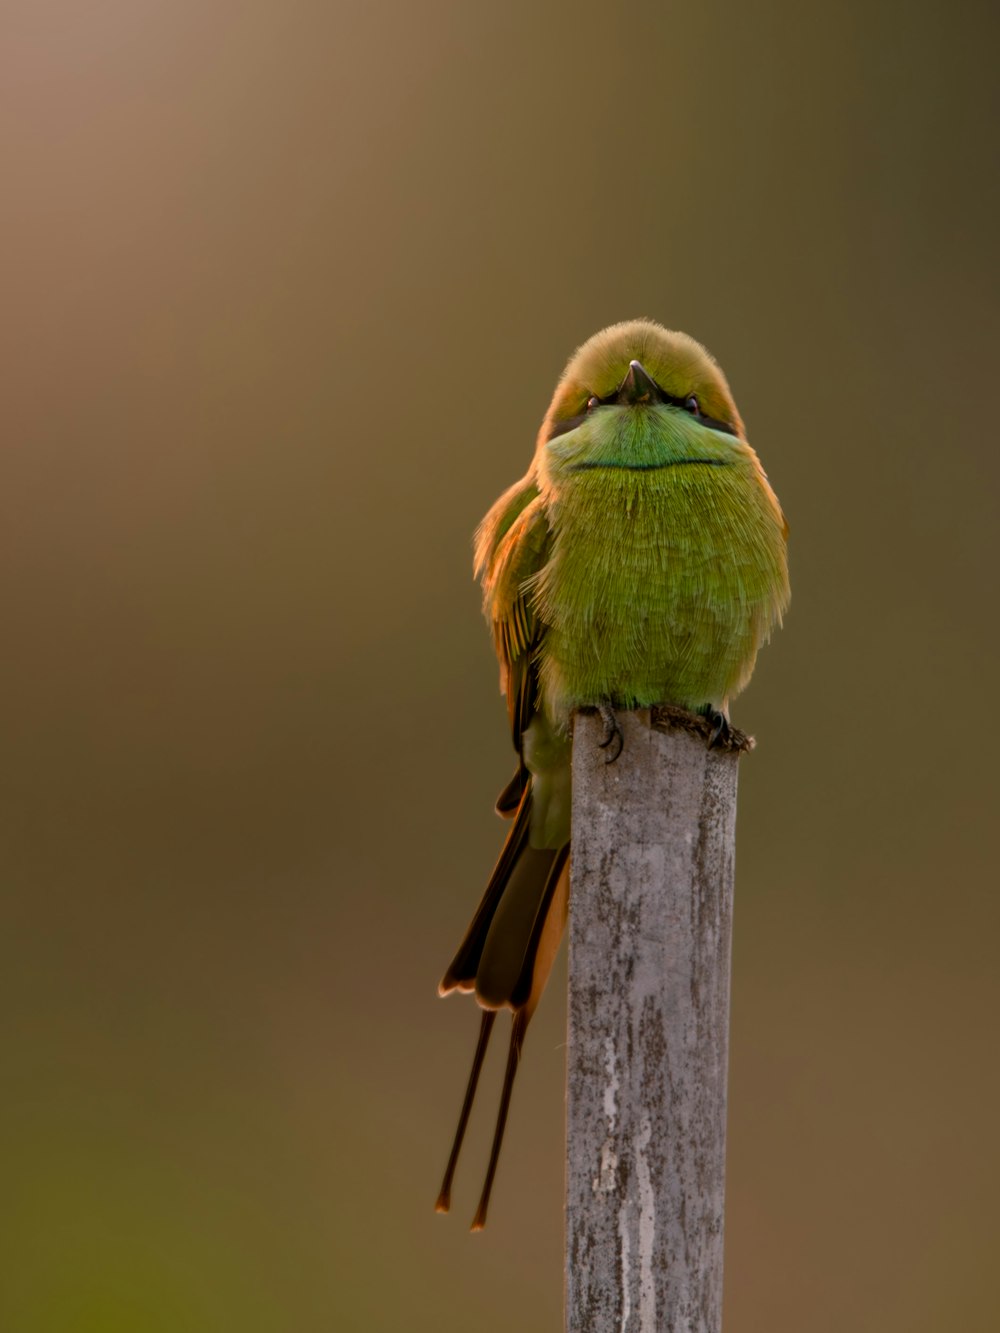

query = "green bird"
[{"left": 435, "top": 318, "right": 789, "bottom": 1229}]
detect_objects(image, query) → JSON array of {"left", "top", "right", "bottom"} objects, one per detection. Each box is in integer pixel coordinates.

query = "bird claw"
[
  {"left": 597, "top": 700, "right": 624, "bottom": 764},
  {"left": 706, "top": 709, "right": 731, "bottom": 749}
]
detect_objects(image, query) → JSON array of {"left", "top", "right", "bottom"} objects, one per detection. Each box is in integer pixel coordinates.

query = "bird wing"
[
  {"left": 436, "top": 486, "right": 557, "bottom": 1230},
  {"left": 479, "top": 489, "right": 551, "bottom": 756}
]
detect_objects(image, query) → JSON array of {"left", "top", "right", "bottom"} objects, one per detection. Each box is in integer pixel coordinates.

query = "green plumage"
[
  {"left": 437, "top": 319, "right": 789, "bottom": 1228},
  {"left": 537, "top": 409, "right": 786, "bottom": 719}
]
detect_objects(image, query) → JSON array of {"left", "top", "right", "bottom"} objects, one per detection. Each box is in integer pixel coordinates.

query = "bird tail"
[{"left": 436, "top": 778, "right": 569, "bottom": 1228}]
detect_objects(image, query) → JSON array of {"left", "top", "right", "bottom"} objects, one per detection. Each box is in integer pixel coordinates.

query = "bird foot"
[
  {"left": 706, "top": 708, "right": 731, "bottom": 749},
  {"left": 597, "top": 699, "right": 624, "bottom": 764}
]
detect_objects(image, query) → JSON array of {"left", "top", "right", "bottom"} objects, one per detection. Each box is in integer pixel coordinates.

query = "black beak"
[{"left": 614, "top": 360, "right": 663, "bottom": 407}]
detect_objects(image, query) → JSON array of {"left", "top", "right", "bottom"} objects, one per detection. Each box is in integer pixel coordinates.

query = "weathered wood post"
[{"left": 566, "top": 706, "right": 749, "bottom": 1333}]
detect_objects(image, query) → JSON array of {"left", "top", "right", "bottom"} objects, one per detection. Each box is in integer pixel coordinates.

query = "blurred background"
[{"left": 3, "top": 1, "right": 998, "bottom": 1329}]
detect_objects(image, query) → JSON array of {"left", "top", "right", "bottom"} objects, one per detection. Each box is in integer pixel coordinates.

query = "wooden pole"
[{"left": 566, "top": 706, "right": 749, "bottom": 1333}]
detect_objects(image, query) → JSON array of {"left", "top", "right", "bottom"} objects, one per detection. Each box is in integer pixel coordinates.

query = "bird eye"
[
  {"left": 684, "top": 395, "right": 700, "bottom": 415},
  {"left": 586, "top": 396, "right": 600, "bottom": 411}
]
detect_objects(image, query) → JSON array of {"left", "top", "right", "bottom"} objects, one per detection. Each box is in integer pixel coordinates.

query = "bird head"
[{"left": 537, "top": 319, "right": 745, "bottom": 450}]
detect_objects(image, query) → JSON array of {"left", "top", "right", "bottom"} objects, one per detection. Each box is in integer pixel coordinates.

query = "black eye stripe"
[
  {"left": 546, "top": 413, "right": 589, "bottom": 441},
  {"left": 698, "top": 413, "right": 737, "bottom": 437},
  {"left": 545, "top": 403, "right": 738, "bottom": 441}
]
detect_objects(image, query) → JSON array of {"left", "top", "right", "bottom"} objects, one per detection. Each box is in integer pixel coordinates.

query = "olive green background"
[{"left": 3, "top": 2, "right": 998, "bottom": 1329}]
